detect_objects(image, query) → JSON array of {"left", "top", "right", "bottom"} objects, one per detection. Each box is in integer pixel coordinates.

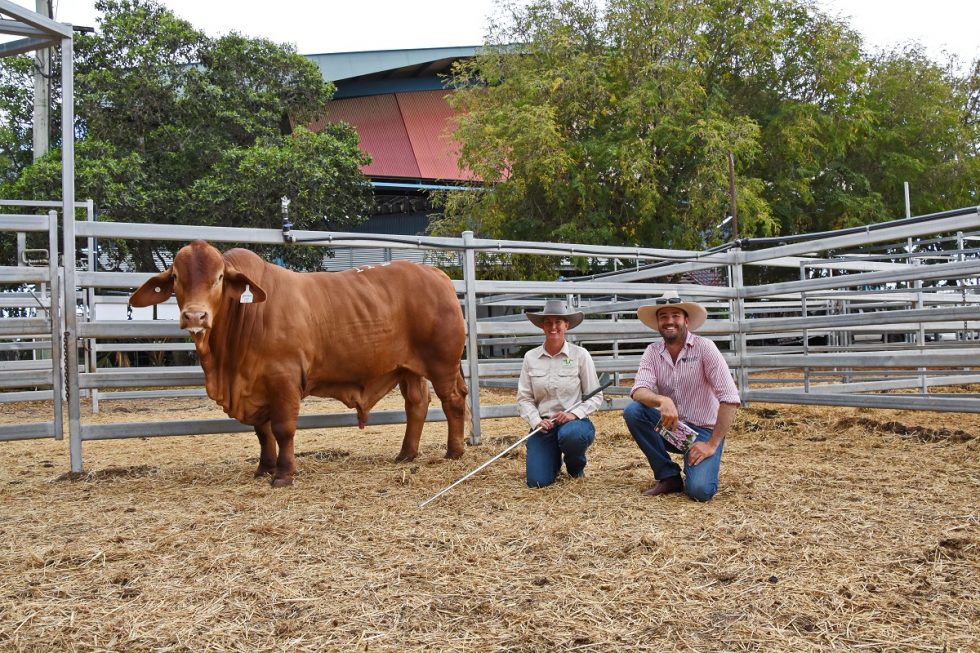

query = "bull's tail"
[
  {"left": 458, "top": 364, "right": 474, "bottom": 441},
  {"left": 464, "top": 395, "right": 474, "bottom": 440}
]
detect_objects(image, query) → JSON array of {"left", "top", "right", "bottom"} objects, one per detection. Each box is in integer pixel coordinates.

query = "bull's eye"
[{"left": 215, "top": 274, "right": 223, "bottom": 287}]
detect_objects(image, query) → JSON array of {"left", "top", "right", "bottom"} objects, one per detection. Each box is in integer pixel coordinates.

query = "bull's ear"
[
  {"left": 225, "top": 266, "right": 267, "bottom": 304},
  {"left": 129, "top": 268, "right": 175, "bottom": 307}
]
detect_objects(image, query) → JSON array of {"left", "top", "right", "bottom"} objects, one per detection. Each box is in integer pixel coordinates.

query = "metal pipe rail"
[
  {"left": 735, "top": 348, "right": 980, "bottom": 368},
  {"left": 72, "top": 220, "right": 722, "bottom": 264},
  {"left": 0, "top": 318, "right": 51, "bottom": 336},
  {"left": 0, "top": 423, "right": 60, "bottom": 441},
  {"left": 744, "top": 390, "right": 980, "bottom": 413},
  {"left": 76, "top": 398, "right": 632, "bottom": 442},
  {"left": 738, "top": 305, "right": 980, "bottom": 333},
  {"left": 741, "top": 259, "right": 980, "bottom": 299},
  {"left": 0, "top": 369, "right": 53, "bottom": 389},
  {"left": 755, "top": 373, "right": 980, "bottom": 395},
  {"left": 79, "top": 367, "right": 204, "bottom": 389}
]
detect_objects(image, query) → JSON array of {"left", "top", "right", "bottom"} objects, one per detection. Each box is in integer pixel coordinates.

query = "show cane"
[{"left": 418, "top": 373, "right": 613, "bottom": 508}]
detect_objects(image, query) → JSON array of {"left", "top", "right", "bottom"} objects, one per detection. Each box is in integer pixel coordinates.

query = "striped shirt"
[
  {"left": 630, "top": 332, "right": 740, "bottom": 430},
  {"left": 517, "top": 341, "right": 603, "bottom": 429}
]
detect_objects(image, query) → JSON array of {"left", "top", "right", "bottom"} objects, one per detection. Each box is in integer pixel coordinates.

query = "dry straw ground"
[{"left": 1, "top": 389, "right": 978, "bottom": 652}]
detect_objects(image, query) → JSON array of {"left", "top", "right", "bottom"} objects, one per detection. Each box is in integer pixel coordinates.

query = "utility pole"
[
  {"left": 727, "top": 151, "right": 738, "bottom": 240},
  {"left": 32, "top": 0, "right": 52, "bottom": 161}
]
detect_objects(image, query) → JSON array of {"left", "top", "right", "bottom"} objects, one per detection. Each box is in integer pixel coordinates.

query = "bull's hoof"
[
  {"left": 253, "top": 466, "right": 274, "bottom": 478},
  {"left": 270, "top": 477, "right": 293, "bottom": 488},
  {"left": 394, "top": 452, "right": 418, "bottom": 463},
  {"left": 444, "top": 448, "right": 465, "bottom": 460}
]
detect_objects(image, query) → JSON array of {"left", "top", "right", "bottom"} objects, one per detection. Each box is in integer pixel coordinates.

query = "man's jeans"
[
  {"left": 525, "top": 418, "right": 596, "bottom": 488},
  {"left": 622, "top": 401, "right": 724, "bottom": 501}
]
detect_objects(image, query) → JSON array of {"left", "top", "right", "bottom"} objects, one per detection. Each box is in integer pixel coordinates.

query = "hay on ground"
[{"left": 0, "top": 389, "right": 977, "bottom": 652}]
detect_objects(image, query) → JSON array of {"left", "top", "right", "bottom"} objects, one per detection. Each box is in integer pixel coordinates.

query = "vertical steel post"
[
  {"left": 913, "top": 255, "right": 927, "bottom": 394},
  {"left": 16, "top": 232, "right": 26, "bottom": 265},
  {"left": 729, "top": 248, "right": 748, "bottom": 403},
  {"left": 842, "top": 298, "right": 852, "bottom": 383},
  {"left": 60, "top": 35, "right": 83, "bottom": 473},
  {"left": 727, "top": 152, "right": 738, "bottom": 240},
  {"left": 611, "top": 258, "right": 620, "bottom": 388},
  {"left": 47, "top": 210, "right": 63, "bottom": 439},
  {"left": 956, "top": 231, "right": 980, "bottom": 348},
  {"left": 32, "top": 0, "right": 50, "bottom": 161},
  {"left": 957, "top": 231, "right": 969, "bottom": 345},
  {"left": 800, "top": 262, "right": 810, "bottom": 392},
  {"left": 828, "top": 268, "right": 836, "bottom": 382},
  {"left": 461, "top": 231, "right": 482, "bottom": 445},
  {"left": 85, "top": 200, "right": 99, "bottom": 413}
]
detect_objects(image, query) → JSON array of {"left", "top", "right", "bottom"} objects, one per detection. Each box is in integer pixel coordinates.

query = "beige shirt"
[{"left": 517, "top": 341, "right": 603, "bottom": 429}]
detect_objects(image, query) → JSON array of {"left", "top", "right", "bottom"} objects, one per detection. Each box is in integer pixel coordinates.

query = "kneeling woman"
[{"left": 517, "top": 299, "right": 603, "bottom": 488}]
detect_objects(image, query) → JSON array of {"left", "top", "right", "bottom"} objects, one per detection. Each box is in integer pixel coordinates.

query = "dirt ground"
[{"left": 0, "top": 389, "right": 978, "bottom": 652}]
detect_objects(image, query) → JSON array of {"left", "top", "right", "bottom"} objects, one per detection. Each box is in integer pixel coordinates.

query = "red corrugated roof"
[
  {"left": 309, "top": 91, "right": 476, "bottom": 182},
  {"left": 310, "top": 94, "right": 420, "bottom": 178},
  {"left": 398, "top": 90, "right": 474, "bottom": 181}
]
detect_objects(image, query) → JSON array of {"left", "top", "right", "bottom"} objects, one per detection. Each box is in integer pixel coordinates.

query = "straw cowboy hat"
[
  {"left": 526, "top": 298, "right": 584, "bottom": 330},
  {"left": 637, "top": 290, "right": 708, "bottom": 332}
]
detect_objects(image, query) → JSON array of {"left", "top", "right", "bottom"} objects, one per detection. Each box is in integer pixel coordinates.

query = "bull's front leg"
[{"left": 253, "top": 422, "right": 277, "bottom": 478}]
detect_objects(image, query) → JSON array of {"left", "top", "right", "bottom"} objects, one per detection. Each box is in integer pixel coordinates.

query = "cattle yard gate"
[{"left": 3, "top": 202, "right": 980, "bottom": 474}]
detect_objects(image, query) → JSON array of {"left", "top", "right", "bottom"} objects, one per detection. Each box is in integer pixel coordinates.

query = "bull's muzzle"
[{"left": 180, "top": 308, "right": 210, "bottom": 334}]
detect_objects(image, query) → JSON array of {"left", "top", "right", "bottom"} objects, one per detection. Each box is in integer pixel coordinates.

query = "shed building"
[{"left": 305, "top": 47, "right": 481, "bottom": 244}]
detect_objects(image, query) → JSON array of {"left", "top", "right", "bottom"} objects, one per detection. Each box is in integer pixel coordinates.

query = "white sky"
[{"left": 8, "top": 0, "right": 980, "bottom": 63}]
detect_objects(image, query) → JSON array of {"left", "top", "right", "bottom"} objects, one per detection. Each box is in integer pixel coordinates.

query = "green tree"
[
  {"left": 435, "top": 0, "right": 978, "bottom": 259},
  {"left": 1, "top": 0, "right": 372, "bottom": 270},
  {"left": 0, "top": 54, "right": 35, "bottom": 185},
  {"left": 837, "top": 46, "right": 980, "bottom": 224}
]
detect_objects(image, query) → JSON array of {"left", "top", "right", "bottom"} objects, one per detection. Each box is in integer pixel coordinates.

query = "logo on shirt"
[{"left": 563, "top": 358, "right": 574, "bottom": 366}]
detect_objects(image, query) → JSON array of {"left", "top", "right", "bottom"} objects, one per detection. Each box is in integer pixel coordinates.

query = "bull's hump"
[{"left": 224, "top": 247, "right": 270, "bottom": 271}]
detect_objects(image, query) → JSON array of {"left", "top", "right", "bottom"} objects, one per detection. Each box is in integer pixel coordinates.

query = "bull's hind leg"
[
  {"left": 396, "top": 372, "right": 430, "bottom": 462},
  {"left": 430, "top": 367, "right": 468, "bottom": 459},
  {"left": 254, "top": 422, "right": 277, "bottom": 478}
]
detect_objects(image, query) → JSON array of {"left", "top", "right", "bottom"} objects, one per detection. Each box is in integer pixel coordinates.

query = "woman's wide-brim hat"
[
  {"left": 526, "top": 298, "right": 584, "bottom": 330},
  {"left": 637, "top": 290, "right": 708, "bottom": 332}
]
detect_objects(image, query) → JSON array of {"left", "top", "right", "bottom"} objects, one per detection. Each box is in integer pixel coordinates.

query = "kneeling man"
[{"left": 623, "top": 291, "right": 740, "bottom": 501}]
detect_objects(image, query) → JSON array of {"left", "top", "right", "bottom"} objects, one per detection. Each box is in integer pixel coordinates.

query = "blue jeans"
[
  {"left": 622, "top": 401, "right": 724, "bottom": 501},
  {"left": 525, "top": 418, "right": 596, "bottom": 488}
]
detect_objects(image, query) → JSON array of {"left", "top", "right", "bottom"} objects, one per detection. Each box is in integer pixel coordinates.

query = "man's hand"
[
  {"left": 658, "top": 397, "right": 679, "bottom": 430},
  {"left": 687, "top": 440, "right": 717, "bottom": 466}
]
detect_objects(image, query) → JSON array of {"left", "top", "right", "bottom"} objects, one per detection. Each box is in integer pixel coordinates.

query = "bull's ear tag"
[{"left": 240, "top": 284, "right": 254, "bottom": 304}]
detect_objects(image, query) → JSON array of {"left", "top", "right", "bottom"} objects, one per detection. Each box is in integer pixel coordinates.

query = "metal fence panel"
[{"left": 4, "top": 202, "right": 980, "bottom": 475}]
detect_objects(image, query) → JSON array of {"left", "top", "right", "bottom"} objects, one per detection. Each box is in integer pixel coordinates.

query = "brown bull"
[{"left": 129, "top": 240, "right": 468, "bottom": 487}]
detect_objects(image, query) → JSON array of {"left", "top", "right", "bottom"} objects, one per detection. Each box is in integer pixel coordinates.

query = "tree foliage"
[
  {"left": 0, "top": 55, "right": 35, "bottom": 185},
  {"left": 0, "top": 0, "right": 372, "bottom": 270},
  {"left": 434, "top": 0, "right": 979, "bottom": 253}
]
